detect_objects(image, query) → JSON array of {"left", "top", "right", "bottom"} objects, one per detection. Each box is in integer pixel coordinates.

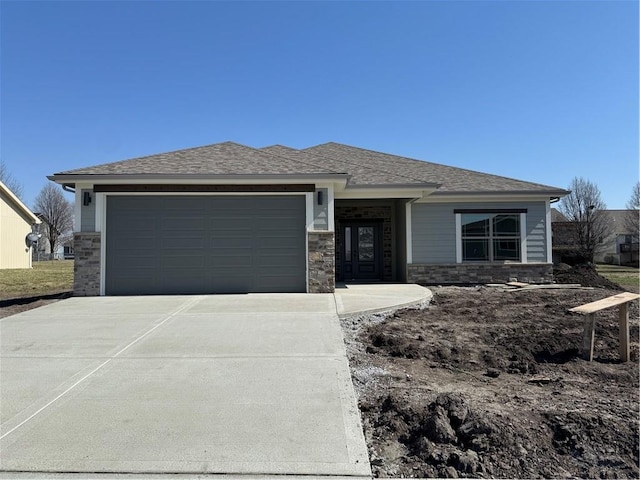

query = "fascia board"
[
  {"left": 416, "top": 192, "right": 569, "bottom": 204},
  {"left": 0, "top": 180, "right": 40, "bottom": 224}
]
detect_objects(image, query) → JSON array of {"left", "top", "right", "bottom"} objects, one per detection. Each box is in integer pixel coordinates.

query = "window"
[{"left": 460, "top": 213, "right": 521, "bottom": 262}]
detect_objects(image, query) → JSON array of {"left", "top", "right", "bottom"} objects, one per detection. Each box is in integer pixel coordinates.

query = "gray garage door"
[{"left": 105, "top": 195, "right": 306, "bottom": 295}]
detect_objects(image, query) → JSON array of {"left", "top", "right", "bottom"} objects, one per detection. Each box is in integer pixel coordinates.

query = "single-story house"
[
  {"left": 32, "top": 213, "right": 74, "bottom": 261},
  {"left": 0, "top": 180, "right": 40, "bottom": 269},
  {"left": 49, "top": 142, "right": 569, "bottom": 296}
]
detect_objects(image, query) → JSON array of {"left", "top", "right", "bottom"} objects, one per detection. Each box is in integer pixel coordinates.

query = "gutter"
[{"left": 429, "top": 189, "right": 571, "bottom": 197}]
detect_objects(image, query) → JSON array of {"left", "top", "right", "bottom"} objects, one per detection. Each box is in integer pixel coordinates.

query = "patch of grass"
[
  {"left": 596, "top": 264, "right": 639, "bottom": 290},
  {"left": 0, "top": 260, "right": 73, "bottom": 300}
]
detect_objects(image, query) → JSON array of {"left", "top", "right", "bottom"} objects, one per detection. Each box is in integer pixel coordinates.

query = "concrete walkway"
[
  {"left": 334, "top": 283, "right": 432, "bottom": 317},
  {"left": 1, "top": 285, "right": 430, "bottom": 478}
]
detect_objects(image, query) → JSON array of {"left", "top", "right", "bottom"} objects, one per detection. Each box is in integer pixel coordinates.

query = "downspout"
[{"left": 62, "top": 184, "right": 76, "bottom": 194}]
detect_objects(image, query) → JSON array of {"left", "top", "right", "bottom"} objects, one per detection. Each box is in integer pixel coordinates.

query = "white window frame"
[{"left": 455, "top": 212, "right": 527, "bottom": 264}]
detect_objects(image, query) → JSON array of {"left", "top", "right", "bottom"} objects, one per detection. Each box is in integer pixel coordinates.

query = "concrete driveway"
[{"left": 0, "top": 294, "right": 371, "bottom": 477}]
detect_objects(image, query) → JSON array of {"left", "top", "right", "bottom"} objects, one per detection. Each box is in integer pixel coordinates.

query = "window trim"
[
  {"left": 454, "top": 208, "right": 527, "bottom": 214},
  {"left": 455, "top": 211, "right": 527, "bottom": 264}
]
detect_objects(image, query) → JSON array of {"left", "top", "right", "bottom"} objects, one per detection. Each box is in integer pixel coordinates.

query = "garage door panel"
[
  {"left": 209, "top": 256, "right": 254, "bottom": 268},
  {"left": 206, "top": 197, "right": 251, "bottom": 209},
  {"left": 255, "top": 255, "right": 303, "bottom": 268},
  {"left": 255, "top": 196, "right": 300, "bottom": 209},
  {"left": 160, "top": 237, "right": 207, "bottom": 249},
  {"left": 257, "top": 254, "right": 302, "bottom": 265},
  {"left": 257, "top": 236, "right": 302, "bottom": 248},
  {"left": 211, "top": 238, "right": 253, "bottom": 249},
  {"left": 161, "top": 217, "right": 207, "bottom": 229},
  {"left": 106, "top": 195, "right": 306, "bottom": 295},
  {"left": 209, "top": 216, "right": 251, "bottom": 227},
  {"left": 159, "top": 256, "right": 208, "bottom": 268},
  {"left": 112, "top": 236, "right": 156, "bottom": 246}
]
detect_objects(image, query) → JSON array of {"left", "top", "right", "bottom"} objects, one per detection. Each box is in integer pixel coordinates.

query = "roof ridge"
[
  {"left": 261, "top": 144, "right": 299, "bottom": 151},
  {"left": 303, "top": 142, "right": 434, "bottom": 185},
  {"left": 259, "top": 144, "right": 346, "bottom": 175},
  {"left": 311, "top": 142, "right": 566, "bottom": 192}
]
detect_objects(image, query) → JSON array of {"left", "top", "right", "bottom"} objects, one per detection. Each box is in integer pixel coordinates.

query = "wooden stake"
[
  {"left": 583, "top": 313, "right": 595, "bottom": 361},
  {"left": 619, "top": 303, "right": 630, "bottom": 362}
]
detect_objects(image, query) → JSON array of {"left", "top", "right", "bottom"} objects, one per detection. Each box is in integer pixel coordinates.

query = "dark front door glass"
[{"left": 342, "top": 223, "right": 382, "bottom": 280}]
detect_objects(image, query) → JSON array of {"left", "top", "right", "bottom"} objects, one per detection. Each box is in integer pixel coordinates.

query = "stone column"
[
  {"left": 308, "top": 231, "right": 335, "bottom": 293},
  {"left": 73, "top": 232, "right": 101, "bottom": 296}
]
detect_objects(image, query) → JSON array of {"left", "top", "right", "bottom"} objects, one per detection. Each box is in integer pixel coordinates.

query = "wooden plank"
[
  {"left": 569, "top": 292, "right": 640, "bottom": 315},
  {"left": 510, "top": 284, "right": 589, "bottom": 291},
  {"left": 506, "top": 282, "right": 530, "bottom": 288},
  {"left": 583, "top": 313, "right": 596, "bottom": 361},
  {"left": 619, "top": 303, "right": 630, "bottom": 362}
]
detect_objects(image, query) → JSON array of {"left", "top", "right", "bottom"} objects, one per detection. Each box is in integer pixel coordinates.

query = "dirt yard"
[
  {"left": 0, "top": 294, "right": 70, "bottom": 319},
  {"left": 343, "top": 283, "right": 639, "bottom": 478}
]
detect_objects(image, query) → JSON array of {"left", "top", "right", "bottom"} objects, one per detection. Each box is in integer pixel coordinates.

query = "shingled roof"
[
  {"left": 303, "top": 142, "right": 565, "bottom": 194},
  {"left": 55, "top": 142, "right": 344, "bottom": 177},
  {"left": 52, "top": 141, "right": 567, "bottom": 195},
  {"left": 260, "top": 144, "right": 433, "bottom": 187}
]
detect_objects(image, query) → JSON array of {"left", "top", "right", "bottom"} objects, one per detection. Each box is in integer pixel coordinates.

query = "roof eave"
[
  {"left": 0, "top": 181, "right": 40, "bottom": 224},
  {"left": 344, "top": 182, "right": 441, "bottom": 189},
  {"left": 335, "top": 184, "right": 439, "bottom": 200},
  {"left": 429, "top": 189, "right": 570, "bottom": 197}
]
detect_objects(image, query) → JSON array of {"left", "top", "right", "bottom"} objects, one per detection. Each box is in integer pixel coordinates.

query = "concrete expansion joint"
[{"left": 0, "top": 296, "right": 204, "bottom": 442}]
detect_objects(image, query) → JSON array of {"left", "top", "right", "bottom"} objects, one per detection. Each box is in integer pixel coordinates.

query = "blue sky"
[{"left": 1, "top": 1, "right": 638, "bottom": 209}]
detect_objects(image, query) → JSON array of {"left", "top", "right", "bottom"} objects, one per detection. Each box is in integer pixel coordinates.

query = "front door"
[{"left": 341, "top": 222, "right": 383, "bottom": 281}]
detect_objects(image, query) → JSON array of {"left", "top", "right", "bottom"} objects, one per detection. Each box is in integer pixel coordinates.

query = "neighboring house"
[
  {"left": 32, "top": 213, "right": 74, "bottom": 261},
  {"left": 550, "top": 208, "right": 576, "bottom": 264},
  {"left": 0, "top": 180, "right": 40, "bottom": 269},
  {"left": 593, "top": 210, "right": 639, "bottom": 266},
  {"left": 49, "top": 141, "right": 568, "bottom": 296},
  {"left": 552, "top": 208, "right": 640, "bottom": 266}
]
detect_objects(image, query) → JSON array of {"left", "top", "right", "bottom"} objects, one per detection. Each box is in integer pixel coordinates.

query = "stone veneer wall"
[
  {"left": 335, "top": 204, "right": 392, "bottom": 281},
  {"left": 74, "top": 232, "right": 101, "bottom": 296},
  {"left": 308, "top": 231, "right": 335, "bottom": 293},
  {"left": 407, "top": 263, "right": 553, "bottom": 285}
]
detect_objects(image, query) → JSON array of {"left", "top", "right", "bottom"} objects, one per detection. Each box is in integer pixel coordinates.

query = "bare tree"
[
  {"left": 33, "top": 183, "right": 73, "bottom": 260},
  {"left": 0, "top": 160, "right": 24, "bottom": 199},
  {"left": 624, "top": 182, "right": 639, "bottom": 236},
  {"left": 558, "top": 177, "right": 608, "bottom": 263}
]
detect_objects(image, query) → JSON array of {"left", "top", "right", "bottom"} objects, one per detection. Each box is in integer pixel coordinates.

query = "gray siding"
[
  {"left": 411, "top": 201, "right": 548, "bottom": 263},
  {"left": 524, "top": 202, "right": 547, "bottom": 262},
  {"left": 394, "top": 200, "right": 408, "bottom": 282},
  {"left": 313, "top": 188, "right": 329, "bottom": 230},
  {"left": 411, "top": 203, "right": 457, "bottom": 263},
  {"left": 80, "top": 189, "right": 96, "bottom": 232}
]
